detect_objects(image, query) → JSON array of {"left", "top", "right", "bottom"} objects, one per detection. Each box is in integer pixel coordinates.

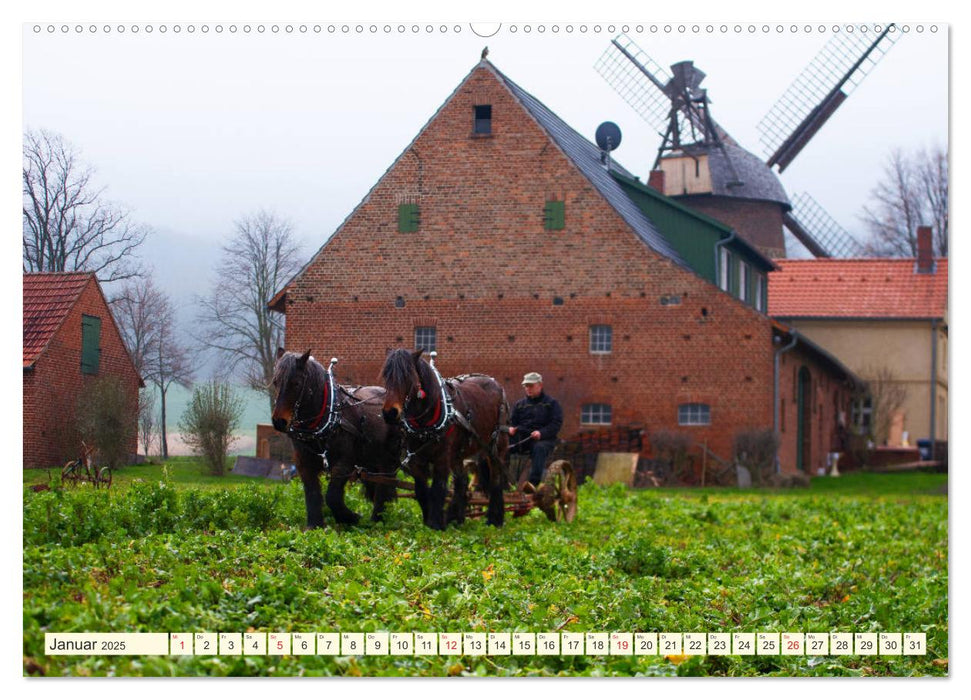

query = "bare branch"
[
  {"left": 23, "top": 129, "right": 147, "bottom": 282},
  {"left": 194, "top": 210, "right": 302, "bottom": 409},
  {"left": 860, "top": 144, "right": 949, "bottom": 258}
]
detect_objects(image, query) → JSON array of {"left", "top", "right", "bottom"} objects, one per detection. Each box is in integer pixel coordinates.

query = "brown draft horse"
[
  {"left": 271, "top": 349, "right": 401, "bottom": 529},
  {"left": 380, "top": 348, "right": 509, "bottom": 530}
]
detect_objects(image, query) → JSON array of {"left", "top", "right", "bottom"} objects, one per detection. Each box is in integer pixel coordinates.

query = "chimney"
[
  {"left": 647, "top": 169, "right": 665, "bottom": 194},
  {"left": 916, "top": 226, "right": 935, "bottom": 274}
]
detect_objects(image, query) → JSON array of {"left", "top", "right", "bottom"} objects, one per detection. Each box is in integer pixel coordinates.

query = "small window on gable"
[
  {"left": 581, "top": 403, "right": 612, "bottom": 425},
  {"left": 589, "top": 324, "right": 612, "bottom": 354},
  {"left": 414, "top": 326, "right": 437, "bottom": 353},
  {"left": 544, "top": 200, "right": 565, "bottom": 230},
  {"left": 678, "top": 403, "right": 711, "bottom": 426},
  {"left": 473, "top": 104, "right": 492, "bottom": 135},
  {"left": 398, "top": 203, "right": 420, "bottom": 233},
  {"left": 81, "top": 314, "right": 101, "bottom": 375}
]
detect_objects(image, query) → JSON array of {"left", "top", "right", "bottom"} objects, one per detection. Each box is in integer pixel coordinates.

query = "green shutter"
[
  {"left": 544, "top": 200, "right": 565, "bottom": 230},
  {"left": 398, "top": 203, "right": 420, "bottom": 233},
  {"left": 81, "top": 315, "right": 101, "bottom": 374}
]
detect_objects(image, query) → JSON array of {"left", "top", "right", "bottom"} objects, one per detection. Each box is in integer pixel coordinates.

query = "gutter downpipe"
[
  {"left": 774, "top": 330, "right": 799, "bottom": 473},
  {"left": 714, "top": 230, "right": 736, "bottom": 290},
  {"left": 929, "top": 319, "right": 938, "bottom": 456}
]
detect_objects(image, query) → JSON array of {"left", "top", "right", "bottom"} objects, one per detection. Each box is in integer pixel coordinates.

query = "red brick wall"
[
  {"left": 776, "top": 345, "right": 853, "bottom": 474},
  {"left": 23, "top": 278, "right": 140, "bottom": 468},
  {"left": 675, "top": 196, "right": 787, "bottom": 258},
  {"left": 280, "top": 64, "right": 826, "bottom": 470}
]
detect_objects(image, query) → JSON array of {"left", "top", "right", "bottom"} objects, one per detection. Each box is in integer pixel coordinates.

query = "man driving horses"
[{"left": 508, "top": 372, "right": 563, "bottom": 487}]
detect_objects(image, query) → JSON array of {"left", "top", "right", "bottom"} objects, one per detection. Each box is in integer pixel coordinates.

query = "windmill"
[{"left": 594, "top": 26, "right": 900, "bottom": 258}]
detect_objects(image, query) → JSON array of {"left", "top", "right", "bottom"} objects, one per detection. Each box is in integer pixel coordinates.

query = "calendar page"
[{"left": 20, "top": 5, "right": 949, "bottom": 681}]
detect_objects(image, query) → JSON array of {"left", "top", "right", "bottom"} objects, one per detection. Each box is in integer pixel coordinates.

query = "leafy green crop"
[{"left": 23, "top": 472, "right": 947, "bottom": 677}]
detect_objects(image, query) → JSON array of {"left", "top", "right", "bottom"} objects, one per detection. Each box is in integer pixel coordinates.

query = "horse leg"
[
  {"left": 446, "top": 465, "right": 468, "bottom": 526},
  {"left": 325, "top": 470, "right": 361, "bottom": 525},
  {"left": 413, "top": 475, "right": 432, "bottom": 527},
  {"left": 296, "top": 457, "right": 325, "bottom": 529},
  {"left": 369, "top": 482, "right": 395, "bottom": 522},
  {"left": 428, "top": 470, "right": 447, "bottom": 531},
  {"left": 486, "top": 457, "right": 505, "bottom": 527}
]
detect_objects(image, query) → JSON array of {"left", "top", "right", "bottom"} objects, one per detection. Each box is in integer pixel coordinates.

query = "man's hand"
[
  {"left": 530, "top": 430, "right": 541, "bottom": 440},
  {"left": 508, "top": 426, "right": 517, "bottom": 436}
]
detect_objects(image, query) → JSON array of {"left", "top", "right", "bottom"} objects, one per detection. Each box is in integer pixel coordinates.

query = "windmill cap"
[{"left": 522, "top": 372, "right": 543, "bottom": 385}]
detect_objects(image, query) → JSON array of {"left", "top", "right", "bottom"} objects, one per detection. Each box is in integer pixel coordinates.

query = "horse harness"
[
  {"left": 286, "top": 359, "right": 378, "bottom": 464},
  {"left": 400, "top": 360, "right": 506, "bottom": 468}
]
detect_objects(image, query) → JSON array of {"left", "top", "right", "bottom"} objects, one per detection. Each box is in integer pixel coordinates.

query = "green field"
[{"left": 23, "top": 465, "right": 948, "bottom": 677}]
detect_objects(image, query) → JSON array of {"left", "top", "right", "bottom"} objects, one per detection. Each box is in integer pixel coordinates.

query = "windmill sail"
[
  {"left": 595, "top": 30, "right": 895, "bottom": 260},
  {"left": 758, "top": 24, "right": 899, "bottom": 173},
  {"left": 785, "top": 192, "right": 865, "bottom": 258},
  {"left": 595, "top": 35, "right": 736, "bottom": 148}
]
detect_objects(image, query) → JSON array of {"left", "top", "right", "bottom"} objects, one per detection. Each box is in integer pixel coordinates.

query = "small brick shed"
[{"left": 23, "top": 272, "right": 141, "bottom": 468}]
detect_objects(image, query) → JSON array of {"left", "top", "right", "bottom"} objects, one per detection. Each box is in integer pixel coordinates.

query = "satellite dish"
[{"left": 595, "top": 121, "right": 622, "bottom": 152}]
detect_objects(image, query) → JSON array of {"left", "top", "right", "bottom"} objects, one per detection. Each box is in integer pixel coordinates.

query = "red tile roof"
[
  {"left": 768, "top": 258, "right": 947, "bottom": 319},
  {"left": 23, "top": 272, "right": 94, "bottom": 367}
]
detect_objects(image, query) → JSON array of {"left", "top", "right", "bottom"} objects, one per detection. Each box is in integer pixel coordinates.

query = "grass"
[
  {"left": 23, "top": 456, "right": 257, "bottom": 489},
  {"left": 22, "top": 466, "right": 947, "bottom": 677}
]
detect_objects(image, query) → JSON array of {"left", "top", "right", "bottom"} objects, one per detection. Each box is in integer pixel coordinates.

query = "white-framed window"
[
  {"left": 851, "top": 397, "right": 872, "bottom": 433},
  {"left": 581, "top": 403, "right": 612, "bottom": 425},
  {"left": 414, "top": 326, "right": 437, "bottom": 352},
  {"left": 589, "top": 324, "right": 613, "bottom": 354},
  {"left": 738, "top": 261, "right": 749, "bottom": 302},
  {"left": 754, "top": 273, "right": 766, "bottom": 312},
  {"left": 678, "top": 403, "right": 711, "bottom": 426},
  {"left": 719, "top": 247, "right": 731, "bottom": 292}
]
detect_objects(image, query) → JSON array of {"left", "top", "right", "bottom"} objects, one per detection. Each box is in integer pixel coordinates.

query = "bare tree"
[
  {"left": 860, "top": 145, "right": 948, "bottom": 257},
  {"left": 140, "top": 298, "right": 194, "bottom": 458},
  {"left": 138, "top": 389, "right": 158, "bottom": 458},
  {"left": 195, "top": 210, "right": 302, "bottom": 410},
  {"left": 111, "top": 275, "right": 166, "bottom": 377},
  {"left": 178, "top": 382, "right": 243, "bottom": 476},
  {"left": 23, "top": 129, "right": 147, "bottom": 282},
  {"left": 858, "top": 366, "right": 909, "bottom": 447},
  {"left": 76, "top": 375, "right": 138, "bottom": 470}
]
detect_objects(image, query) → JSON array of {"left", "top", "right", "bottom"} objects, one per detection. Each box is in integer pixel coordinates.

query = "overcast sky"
[{"left": 20, "top": 20, "right": 948, "bottom": 370}]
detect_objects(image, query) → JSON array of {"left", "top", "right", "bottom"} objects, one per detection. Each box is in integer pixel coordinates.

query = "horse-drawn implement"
[{"left": 346, "top": 455, "right": 578, "bottom": 523}]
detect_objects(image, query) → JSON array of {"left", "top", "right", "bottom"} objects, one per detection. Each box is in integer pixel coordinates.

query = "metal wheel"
[
  {"left": 96, "top": 467, "right": 113, "bottom": 489},
  {"left": 61, "top": 461, "right": 79, "bottom": 486},
  {"left": 540, "top": 460, "right": 578, "bottom": 522}
]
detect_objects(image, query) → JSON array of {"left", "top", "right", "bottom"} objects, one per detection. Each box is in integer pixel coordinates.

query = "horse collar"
[
  {"left": 404, "top": 361, "right": 453, "bottom": 438},
  {"left": 287, "top": 364, "right": 341, "bottom": 448}
]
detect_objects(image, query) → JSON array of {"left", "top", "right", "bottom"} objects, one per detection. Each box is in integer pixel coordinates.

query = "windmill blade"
[
  {"left": 596, "top": 34, "right": 737, "bottom": 147},
  {"left": 784, "top": 192, "right": 866, "bottom": 258},
  {"left": 594, "top": 33, "right": 674, "bottom": 135},
  {"left": 758, "top": 24, "right": 900, "bottom": 173}
]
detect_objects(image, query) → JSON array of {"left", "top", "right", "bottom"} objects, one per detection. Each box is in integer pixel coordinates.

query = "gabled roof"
[
  {"left": 610, "top": 169, "right": 776, "bottom": 273},
  {"left": 23, "top": 272, "right": 93, "bottom": 367},
  {"left": 492, "top": 65, "right": 689, "bottom": 268},
  {"left": 768, "top": 258, "right": 948, "bottom": 320},
  {"left": 267, "top": 59, "right": 693, "bottom": 312}
]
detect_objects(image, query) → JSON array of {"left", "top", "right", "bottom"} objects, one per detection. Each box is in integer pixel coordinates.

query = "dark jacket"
[{"left": 510, "top": 391, "right": 563, "bottom": 442}]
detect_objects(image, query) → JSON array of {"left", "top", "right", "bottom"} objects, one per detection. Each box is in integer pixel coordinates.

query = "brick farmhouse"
[
  {"left": 270, "top": 58, "right": 858, "bottom": 475},
  {"left": 23, "top": 272, "right": 141, "bottom": 468}
]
